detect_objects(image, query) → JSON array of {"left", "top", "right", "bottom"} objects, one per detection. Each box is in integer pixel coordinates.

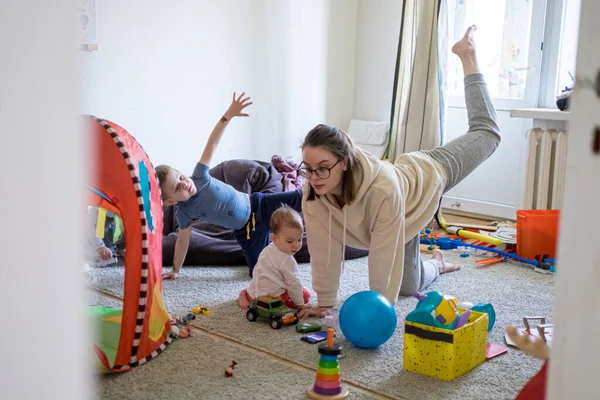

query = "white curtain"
[{"left": 387, "top": 0, "right": 453, "bottom": 160}]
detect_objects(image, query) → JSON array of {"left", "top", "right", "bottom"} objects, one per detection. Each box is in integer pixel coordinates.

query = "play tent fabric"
[{"left": 86, "top": 115, "right": 171, "bottom": 372}]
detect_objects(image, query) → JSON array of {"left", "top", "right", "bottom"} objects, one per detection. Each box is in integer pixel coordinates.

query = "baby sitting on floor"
[{"left": 238, "top": 205, "right": 311, "bottom": 310}]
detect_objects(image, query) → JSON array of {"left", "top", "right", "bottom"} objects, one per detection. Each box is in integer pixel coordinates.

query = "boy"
[
  {"left": 156, "top": 92, "right": 302, "bottom": 280},
  {"left": 238, "top": 205, "right": 311, "bottom": 310}
]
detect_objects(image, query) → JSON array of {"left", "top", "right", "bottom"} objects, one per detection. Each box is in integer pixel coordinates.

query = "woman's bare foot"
[
  {"left": 452, "top": 25, "right": 480, "bottom": 75},
  {"left": 452, "top": 25, "right": 476, "bottom": 57},
  {"left": 432, "top": 249, "right": 460, "bottom": 274},
  {"left": 238, "top": 289, "right": 251, "bottom": 310}
]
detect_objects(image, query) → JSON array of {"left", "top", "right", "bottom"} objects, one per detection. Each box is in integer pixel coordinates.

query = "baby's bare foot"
[
  {"left": 432, "top": 249, "right": 460, "bottom": 274},
  {"left": 238, "top": 290, "right": 250, "bottom": 310},
  {"left": 452, "top": 25, "right": 477, "bottom": 59}
]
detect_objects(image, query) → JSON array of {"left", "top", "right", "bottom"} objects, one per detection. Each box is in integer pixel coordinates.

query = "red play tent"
[{"left": 85, "top": 116, "right": 171, "bottom": 372}]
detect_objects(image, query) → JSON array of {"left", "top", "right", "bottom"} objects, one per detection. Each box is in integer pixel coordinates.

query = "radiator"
[{"left": 523, "top": 128, "right": 568, "bottom": 210}]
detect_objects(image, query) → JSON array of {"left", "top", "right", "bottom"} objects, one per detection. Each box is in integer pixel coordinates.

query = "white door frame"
[{"left": 547, "top": 0, "right": 600, "bottom": 396}]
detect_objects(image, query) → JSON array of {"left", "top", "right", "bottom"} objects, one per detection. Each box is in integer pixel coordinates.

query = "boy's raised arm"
[{"left": 199, "top": 92, "right": 252, "bottom": 167}]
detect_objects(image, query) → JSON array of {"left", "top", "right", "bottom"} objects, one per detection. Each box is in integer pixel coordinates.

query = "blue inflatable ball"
[{"left": 339, "top": 290, "right": 398, "bottom": 349}]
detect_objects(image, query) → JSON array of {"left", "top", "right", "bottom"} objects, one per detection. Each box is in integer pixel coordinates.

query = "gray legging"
[{"left": 399, "top": 73, "right": 502, "bottom": 296}]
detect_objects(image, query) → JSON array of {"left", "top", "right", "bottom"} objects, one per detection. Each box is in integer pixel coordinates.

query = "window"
[
  {"left": 553, "top": 0, "right": 581, "bottom": 96},
  {"left": 448, "top": 0, "right": 536, "bottom": 100},
  {"left": 445, "top": 0, "right": 581, "bottom": 109}
]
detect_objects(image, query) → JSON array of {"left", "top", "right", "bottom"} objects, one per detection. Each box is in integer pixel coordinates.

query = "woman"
[{"left": 298, "top": 26, "right": 501, "bottom": 318}]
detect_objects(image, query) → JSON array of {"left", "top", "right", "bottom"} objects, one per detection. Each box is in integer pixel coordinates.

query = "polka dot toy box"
[{"left": 403, "top": 309, "right": 488, "bottom": 381}]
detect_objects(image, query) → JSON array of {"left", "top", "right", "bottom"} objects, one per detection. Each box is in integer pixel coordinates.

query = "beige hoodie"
[{"left": 302, "top": 147, "right": 448, "bottom": 306}]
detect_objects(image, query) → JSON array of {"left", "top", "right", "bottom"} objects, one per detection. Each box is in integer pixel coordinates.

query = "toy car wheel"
[
  {"left": 246, "top": 309, "right": 258, "bottom": 322},
  {"left": 270, "top": 317, "right": 282, "bottom": 329}
]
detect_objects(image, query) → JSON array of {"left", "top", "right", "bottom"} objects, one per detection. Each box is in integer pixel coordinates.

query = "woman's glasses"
[{"left": 299, "top": 159, "right": 342, "bottom": 179}]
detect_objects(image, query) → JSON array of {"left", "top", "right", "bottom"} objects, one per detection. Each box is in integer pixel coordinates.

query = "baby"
[{"left": 238, "top": 205, "right": 311, "bottom": 310}]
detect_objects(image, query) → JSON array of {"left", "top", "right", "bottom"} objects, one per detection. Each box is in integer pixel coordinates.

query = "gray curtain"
[{"left": 387, "top": 0, "right": 452, "bottom": 159}]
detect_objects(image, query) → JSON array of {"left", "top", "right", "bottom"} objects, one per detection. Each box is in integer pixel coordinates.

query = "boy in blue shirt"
[{"left": 156, "top": 92, "right": 302, "bottom": 280}]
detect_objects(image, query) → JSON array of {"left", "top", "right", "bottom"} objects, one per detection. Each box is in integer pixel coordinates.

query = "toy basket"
[
  {"left": 516, "top": 210, "right": 560, "bottom": 262},
  {"left": 403, "top": 310, "right": 488, "bottom": 381}
]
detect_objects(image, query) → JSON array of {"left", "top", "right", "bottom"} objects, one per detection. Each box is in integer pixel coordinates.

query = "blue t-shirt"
[{"left": 175, "top": 163, "right": 251, "bottom": 231}]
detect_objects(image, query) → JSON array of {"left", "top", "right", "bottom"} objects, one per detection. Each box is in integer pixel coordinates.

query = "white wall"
[
  {"left": 81, "top": 0, "right": 357, "bottom": 172},
  {"left": 353, "top": 0, "right": 402, "bottom": 123},
  {"left": 1, "top": 1, "right": 90, "bottom": 398}
]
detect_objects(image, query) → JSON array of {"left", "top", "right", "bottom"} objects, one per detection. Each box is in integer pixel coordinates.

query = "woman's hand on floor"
[
  {"left": 298, "top": 306, "right": 334, "bottom": 319},
  {"left": 162, "top": 271, "right": 180, "bottom": 280}
]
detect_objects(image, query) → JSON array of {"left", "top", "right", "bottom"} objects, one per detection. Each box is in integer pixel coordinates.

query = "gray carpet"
[
  {"left": 93, "top": 328, "right": 381, "bottom": 400},
  {"left": 91, "top": 250, "right": 554, "bottom": 400}
]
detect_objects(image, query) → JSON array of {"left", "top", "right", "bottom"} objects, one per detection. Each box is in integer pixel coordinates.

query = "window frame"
[
  {"left": 538, "top": 0, "right": 568, "bottom": 108},
  {"left": 446, "top": 0, "right": 548, "bottom": 111},
  {"left": 538, "top": 0, "right": 581, "bottom": 108},
  {"left": 445, "top": 0, "right": 579, "bottom": 111}
]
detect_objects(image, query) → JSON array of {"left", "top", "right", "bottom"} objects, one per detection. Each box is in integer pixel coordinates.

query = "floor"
[{"left": 92, "top": 209, "right": 554, "bottom": 400}]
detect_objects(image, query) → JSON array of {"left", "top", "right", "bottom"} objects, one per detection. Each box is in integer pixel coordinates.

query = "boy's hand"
[
  {"left": 97, "top": 246, "right": 113, "bottom": 260},
  {"left": 223, "top": 92, "right": 253, "bottom": 121},
  {"left": 162, "top": 271, "right": 180, "bottom": 280}
]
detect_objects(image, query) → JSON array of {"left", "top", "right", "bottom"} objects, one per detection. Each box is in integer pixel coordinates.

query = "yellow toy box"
[{"left": 403, "top": 310, "right": 488, "bottom": 381}]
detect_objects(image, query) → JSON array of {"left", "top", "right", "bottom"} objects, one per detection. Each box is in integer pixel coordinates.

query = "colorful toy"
[
  {"left": 420, "top": 234, "right": 556, "bottom": 273},
  {"left": 307, "top": 328, "right": 349, "bottom": 399},
  {"left": 167, "top": 313, "right": 192, "bottom": 339},
  {"left": 296, "top": 322, "right": 322, "bottom": 334},
  {"left": 302, "top": 331, "right": 331, "bottom": 344},
  {"left": 245, "top": 295, "right": 299, "bottom": 329},
  {"left": 435, "top": 210, "right": 503, "bottom": 246},
  {"left": 170, "top": 325, "right": 180, "bottom": 337},
  {"left": 338, "top": 290, "right": 397, "bottom": 349},
  {"left": 471, "top": 303, "right": 496, "bottom": 331},
  {"left": 192, "top": 304, "right": 212, "bottom": 316},
  {"left": 421, "top": 228, "right": 438, "bottom": 250},
  {"left": 178, "top": 326, "right": 191, "bottom": 339},
  {"left": 180, "top": 313, "right": 196, "bottom": 325},
  {"left": 86, "top": 117, "right": 171, "bottom": 373},
  {"left": 408, "top": 291, "right": 496, "bottom": 331},
  {"left": 224, "top": 360, "right": 238, "bottom": 377},
  {"left": 408, "top": 291, "right": 466, "bottom": 330}
]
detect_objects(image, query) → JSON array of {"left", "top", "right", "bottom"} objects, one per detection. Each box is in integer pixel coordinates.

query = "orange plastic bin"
[{"left": 516, "top": 210, "right": 560, "bottom": 262}]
